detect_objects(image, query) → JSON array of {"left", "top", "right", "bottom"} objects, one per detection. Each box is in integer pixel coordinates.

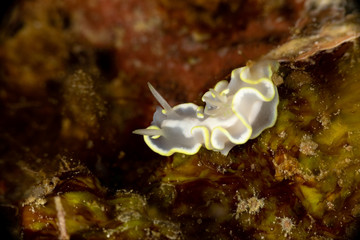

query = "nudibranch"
[{"left": 133, "top": 60, "right": 279, "bottom": 156}]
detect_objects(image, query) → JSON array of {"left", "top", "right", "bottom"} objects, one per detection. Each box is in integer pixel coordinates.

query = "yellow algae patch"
[{"left": 297, "top": 185, "right": 325, "bottom": 218}]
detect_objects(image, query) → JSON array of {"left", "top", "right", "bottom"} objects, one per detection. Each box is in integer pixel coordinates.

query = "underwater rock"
[
  {"left": 148, "top": 43, "right": 360, "bottom": 239},
  {"left": 2, "top": 0, "right": 360, "bottom": 239}
]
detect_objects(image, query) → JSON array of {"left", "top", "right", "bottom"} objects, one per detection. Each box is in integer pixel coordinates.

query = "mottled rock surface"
[{"left": 1, "top": 0, "right": 360, "bottom": 239}]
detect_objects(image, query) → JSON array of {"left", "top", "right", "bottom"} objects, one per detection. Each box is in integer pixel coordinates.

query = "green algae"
[{"left": 22, "top": 173, "right": 182, "bottom": 239}]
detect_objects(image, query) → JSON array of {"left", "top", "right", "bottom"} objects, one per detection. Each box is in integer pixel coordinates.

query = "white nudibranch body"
[{"left": 133, "top": 60, "right": 279, "bottom": 156}]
